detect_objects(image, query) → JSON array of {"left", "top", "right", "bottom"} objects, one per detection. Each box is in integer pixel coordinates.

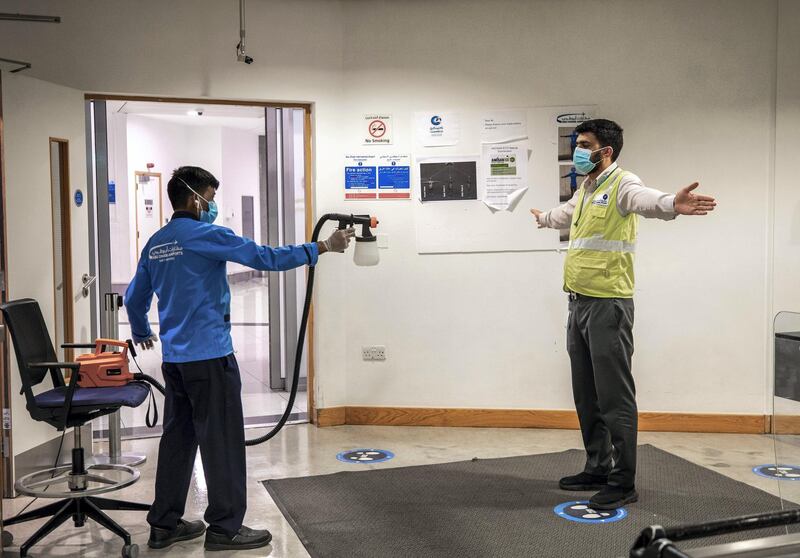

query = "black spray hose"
[
  {"left": 127, "top": 214, "right": 354, "bottom": 446},
  {"left": 134, "top": 373, "right": 166, "bottom": 395},
  {"left": 243, "top": 214, "right": 336, "bottom": 446},
  {"left": 127, "top": 340, "right": 167, "bottom": 427}
]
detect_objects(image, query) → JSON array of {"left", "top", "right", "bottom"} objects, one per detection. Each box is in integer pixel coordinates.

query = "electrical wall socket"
[{"left": 362, "top": 345, "right": 387, "bottom": 361}]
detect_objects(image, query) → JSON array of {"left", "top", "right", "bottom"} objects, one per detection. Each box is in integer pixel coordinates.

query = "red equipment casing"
[{"left": 75, "top": 339, "right": 134, "bottom": 388}]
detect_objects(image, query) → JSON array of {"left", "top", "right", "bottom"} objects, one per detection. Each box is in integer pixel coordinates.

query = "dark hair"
[
  {"left": 574, "top": 119, "right": 623, "bottom": 162},
  {"left": 167, "top": 166, "right": 219, "bottom": 209}
]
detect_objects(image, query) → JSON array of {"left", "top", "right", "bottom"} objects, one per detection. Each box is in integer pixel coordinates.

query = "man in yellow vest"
[{"left": 530, "top": 119, "right": 716, "bottom": 510}]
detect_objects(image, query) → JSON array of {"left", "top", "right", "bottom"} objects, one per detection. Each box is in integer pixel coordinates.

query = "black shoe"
[
  {"left": 558, "top": 471, "right": 609, "bottom": 491},
  {"left": 148, "top": 519, "right": 206, "bottom": 549},
  {"left": 589, "top": 485, "right": 638, "bottom": 510},
  {"left": 205, "top": 525, "right": 273, "bottom": 551}
]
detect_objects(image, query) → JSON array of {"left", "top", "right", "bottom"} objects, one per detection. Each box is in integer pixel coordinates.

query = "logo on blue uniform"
[{"left": 149, "top": 241, "right": 184, "bottom": 262}]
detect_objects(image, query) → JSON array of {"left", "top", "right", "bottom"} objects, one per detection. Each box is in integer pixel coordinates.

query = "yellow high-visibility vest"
[{"left": 564, "top": 168, "right": 637, "bottom": 298}]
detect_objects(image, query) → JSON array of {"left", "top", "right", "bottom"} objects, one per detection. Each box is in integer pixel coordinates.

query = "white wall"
[
  {"left": 336, "top": 0, "right": 775, "bottom": 413},
  {"left": 1, "top": 0, "right": 796, "bottom": 417},
  {"left": 774, "top": 0, "right": 800, "bottom": 314},
  {"left": 2, "top": 73, "right": 91, "bottom": 455}
]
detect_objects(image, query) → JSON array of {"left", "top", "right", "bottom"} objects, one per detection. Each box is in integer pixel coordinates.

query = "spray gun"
[{"left": 321, "top": 213, "right": 380, "bottom": 266}]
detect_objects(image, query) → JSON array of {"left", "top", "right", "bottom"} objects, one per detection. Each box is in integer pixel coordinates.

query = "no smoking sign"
[
  {"left": 364, "top": 113, "right": 392, "bottom": 145},
  {"left": 369, "top": 120, "right": 386, "bottom": 138}
]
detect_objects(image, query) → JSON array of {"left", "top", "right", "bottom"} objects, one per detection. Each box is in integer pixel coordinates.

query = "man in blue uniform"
[{"left": 125, "top": 166, "right": 353, "bottom": 551}]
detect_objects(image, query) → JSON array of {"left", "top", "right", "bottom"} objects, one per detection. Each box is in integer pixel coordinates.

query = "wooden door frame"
[
  {"left": 49, "top": 138, "right": 74, "bottom": 362},
  {"left": 86, "top": 94, "right": 318, "bottom": 424},
  {"left": 133, "top": 171, "right": 163, "bottom": 257}
]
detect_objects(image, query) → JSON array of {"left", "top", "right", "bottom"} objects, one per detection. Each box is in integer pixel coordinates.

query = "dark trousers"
[
  {"left": 146, "top": 354, "right": 247, "bottom": 536},
  {"left": 567, "top": 296, "right": 637, "bottom": 488}
]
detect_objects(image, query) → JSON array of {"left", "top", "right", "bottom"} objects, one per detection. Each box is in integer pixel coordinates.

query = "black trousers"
[
  {"left": 146, "top": 354, "right": 247, "bottom": 536},
  {"left": 567, "top": 296, "right": 637, "bottom": 488}
]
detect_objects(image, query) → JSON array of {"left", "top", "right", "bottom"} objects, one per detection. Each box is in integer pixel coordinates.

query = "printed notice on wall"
[
  {"left": 480, "top": 109, "right": 528, "bottom": 144},
  {"left": 377, "top": 154, "right": 411, "bottom": 200},
  {"left": 481, "top": 141, "right": 529, "bottom": 211},
  {"left": 344, "top": 154, "right": 377, "bottom": 200},
  {"left": 363, "top": 114, "right": 392, "bottom": 145},
  {"left": 415, "top": 111, "right": 460, "bottom": 147},
  {"left": 417, "top": 155, "right": 479, "bottom": 202}
]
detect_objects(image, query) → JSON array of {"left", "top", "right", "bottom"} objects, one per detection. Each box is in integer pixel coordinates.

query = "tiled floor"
[{"left": 3, "top": 426, "right": 800, "bottom": 557}]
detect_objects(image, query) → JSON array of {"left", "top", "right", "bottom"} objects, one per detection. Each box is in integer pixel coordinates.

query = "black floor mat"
[{"left": 264, "top": 444, "right": 790, "bottom": 558}]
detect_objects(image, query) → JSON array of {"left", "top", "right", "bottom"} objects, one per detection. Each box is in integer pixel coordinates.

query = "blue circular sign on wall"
[
  {"left": 74, "top": 190, "right": 84, "bottom": 207},
  {"left": 753, "top": 465, "right": 800, "bottom": 480},
  {"left": 554, "top": 501, "right": 628, "bottom": 524},
  {"left": 336, "top": 449, "right": 394, "bottom": 464}
]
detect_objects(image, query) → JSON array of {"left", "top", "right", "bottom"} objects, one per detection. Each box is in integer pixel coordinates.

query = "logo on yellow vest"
[{"left": 591, "top": 193, "right": 610, "bottom": 207}]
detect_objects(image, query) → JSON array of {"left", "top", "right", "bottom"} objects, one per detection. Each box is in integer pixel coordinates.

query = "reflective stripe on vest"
[
  {"left": 568, "top": 235, "right": 637, "bottom": 253},
  {"left": 563, "top": 168, "right": 638, "bottom": 298}
]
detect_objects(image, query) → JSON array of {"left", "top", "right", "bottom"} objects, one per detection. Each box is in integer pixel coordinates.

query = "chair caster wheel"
[
  {"left": 122, "top": 543, "right": 139, "bottom": 558},
  {"left": 1, "top": 530, "right": 12, "bottom": 547}
]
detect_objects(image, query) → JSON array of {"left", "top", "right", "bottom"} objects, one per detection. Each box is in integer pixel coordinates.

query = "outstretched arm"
[
  {"left": 673, "top": 182, "right": 716, "bottom": 216},
  {"left": 618, "top": 175, "right": 716, "bottom": 219},
  {"left": 530, "top": 190, "right": 579, "bottom": 229},
  {"left": 196, "top": 226, "right": 356, "bottom": 270}
]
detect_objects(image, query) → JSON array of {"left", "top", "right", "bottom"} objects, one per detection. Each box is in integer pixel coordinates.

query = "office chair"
[{"left": 0, "top": 299, "right": 151, "bottom": 558}]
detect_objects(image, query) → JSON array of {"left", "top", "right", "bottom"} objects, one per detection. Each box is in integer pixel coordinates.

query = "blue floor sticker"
[
  {"left": 753, "top": 465, "right": 800, "bottom": 480},
  {"left": 337, "top": 449, "right": 395, "bottom": 464},
  {"left": 554, "top": 501, "right": 628, "bottom": 524}
]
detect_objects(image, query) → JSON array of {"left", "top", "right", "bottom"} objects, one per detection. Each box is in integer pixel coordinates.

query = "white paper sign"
[
  {"left": 415, "top": 111, "right": 460, "bottom": 147},
  {"left": 481, "top": 141, "right": 529, "bottom": 211},
  {"left": 363, "top": 114, "right": 392, "bottom": 145},
  {"left": 480, "top": 109, "right": 528, "bottom": 144}
]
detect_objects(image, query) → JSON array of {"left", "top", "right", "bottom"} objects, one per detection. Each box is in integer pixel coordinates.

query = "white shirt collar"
[
  {"left": 584, "top": 162, "right": 618, "bottom": 191},
  {"left": 593, "top": 162, "right": 618, "bottom": 185}
]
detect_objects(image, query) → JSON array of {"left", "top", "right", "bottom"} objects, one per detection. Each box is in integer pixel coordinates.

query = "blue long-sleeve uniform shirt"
[{"left": 125, "top": 211, "right": 319, "bottom": 363}]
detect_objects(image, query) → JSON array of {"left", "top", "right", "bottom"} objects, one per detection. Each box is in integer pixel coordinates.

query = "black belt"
[{"left": 567, "top": 292, "right": 592, "bottom": 302}]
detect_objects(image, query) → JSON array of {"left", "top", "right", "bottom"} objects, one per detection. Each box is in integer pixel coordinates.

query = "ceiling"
[{"left": 108, "top": 100, "right": 266, "bottom": 133}]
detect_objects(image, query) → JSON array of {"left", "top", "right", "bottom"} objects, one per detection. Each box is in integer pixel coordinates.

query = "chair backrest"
[{"left": 0, "top": 299, "right": 65, "bottom": 408}]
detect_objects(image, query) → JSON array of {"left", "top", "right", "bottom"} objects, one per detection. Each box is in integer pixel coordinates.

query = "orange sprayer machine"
[{"left": 74, "top": 339, "right": 135, "bottom": 388}]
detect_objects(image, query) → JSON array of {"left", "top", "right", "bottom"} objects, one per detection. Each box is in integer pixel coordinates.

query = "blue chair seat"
[{"left": 34, "top": 381, "right": 151, "bottom": 409}]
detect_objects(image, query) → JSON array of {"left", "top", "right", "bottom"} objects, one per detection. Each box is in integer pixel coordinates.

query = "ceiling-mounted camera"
[{"left": 235, "top": 0, "right": 253, "bottom": 65}]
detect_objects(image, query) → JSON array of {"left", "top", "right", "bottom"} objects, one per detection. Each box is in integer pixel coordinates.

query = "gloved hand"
[
  {"left": 136, "top": 333, "right": 159, "bottom": 351},
  {"left": 322, "top": 227, "right": 355, "bottom": 253}
]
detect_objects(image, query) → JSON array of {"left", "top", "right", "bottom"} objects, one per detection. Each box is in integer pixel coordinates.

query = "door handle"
[{"left": 81, "top": 274, "right": 96, "bottom": 298}]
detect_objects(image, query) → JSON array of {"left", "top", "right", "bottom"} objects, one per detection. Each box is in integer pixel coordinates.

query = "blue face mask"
[
  {"left": 572, "top": 146, "right": 606, "bottom": 174},
  {"left": 179, "top": 178, "right": 218, "bottom": 224},
  {"left": 201, "top": 200, "right": 218, "bottom": 224}
]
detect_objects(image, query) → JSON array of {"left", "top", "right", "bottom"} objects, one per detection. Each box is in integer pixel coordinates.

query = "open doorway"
[{"left": 86, "top": 97, "right": 314, "bottom": 440}]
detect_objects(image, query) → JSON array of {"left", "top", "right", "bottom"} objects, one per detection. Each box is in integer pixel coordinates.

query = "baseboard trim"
[
  {"left": 315, "top": 406, "right": 769, "bottom": 434},
  {"left": 771, "top": 415, "right": 800, "bottom": 434},
  {"left": 316, "top": 406, "right": 346, "bottom": 427}
]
